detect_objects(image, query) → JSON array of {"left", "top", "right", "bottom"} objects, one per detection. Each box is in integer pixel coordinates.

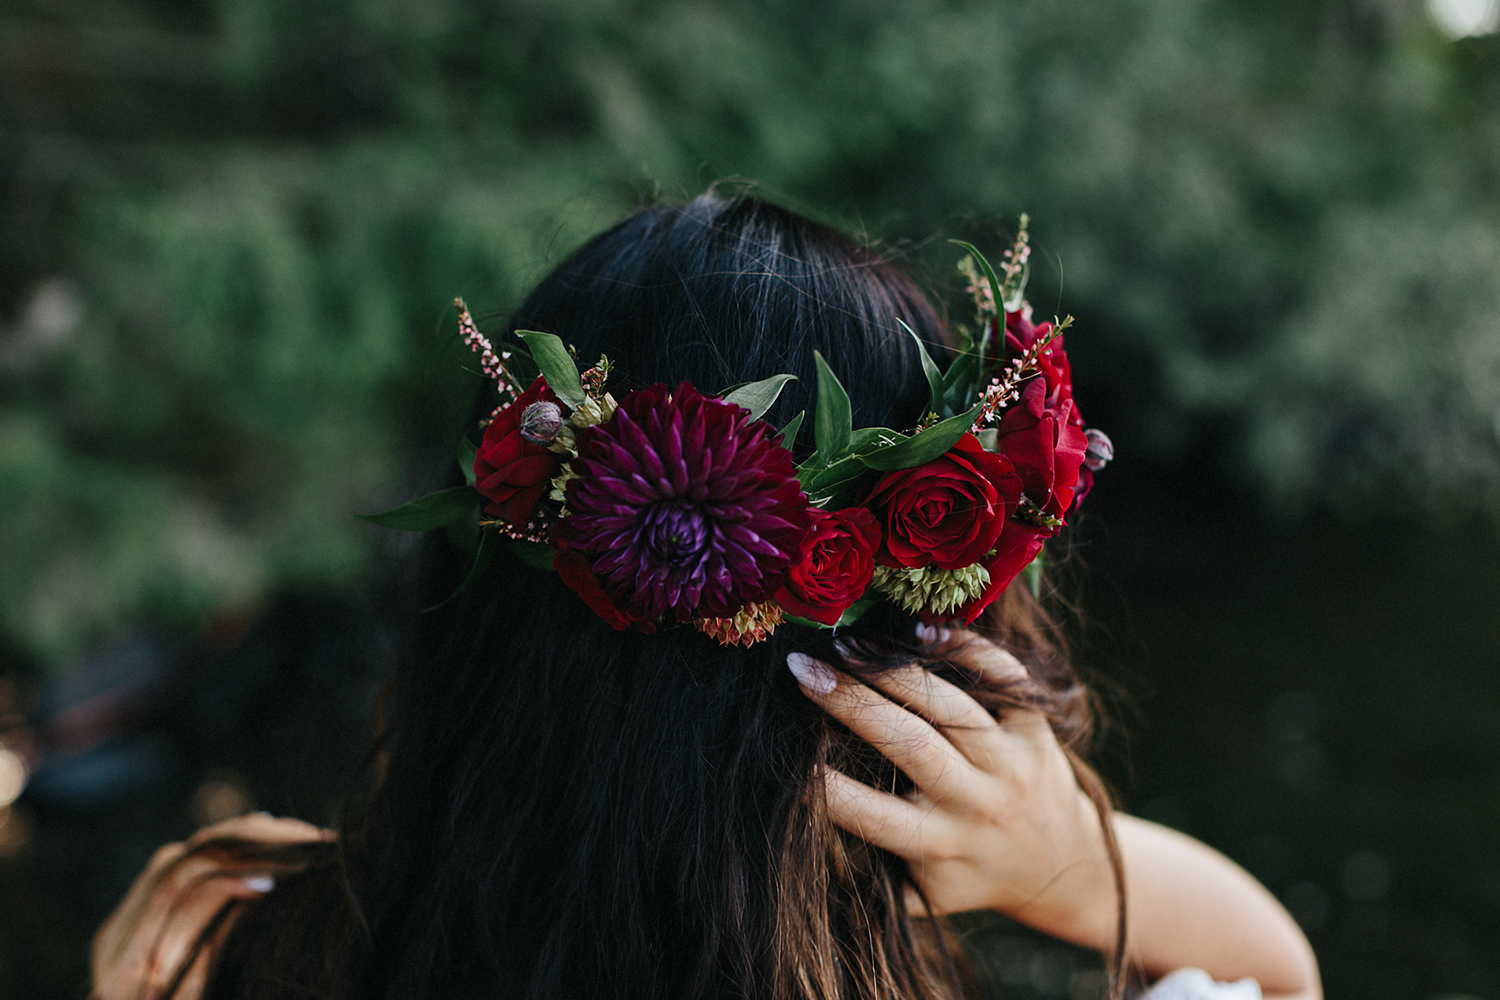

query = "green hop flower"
[{"left": 871, "top": 563, "right": 991, "bottom": 616}]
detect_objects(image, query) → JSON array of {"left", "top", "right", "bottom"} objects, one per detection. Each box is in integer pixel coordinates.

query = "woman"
[{"left": 91, "top": 193, "right": 1320, "bottom": 999}]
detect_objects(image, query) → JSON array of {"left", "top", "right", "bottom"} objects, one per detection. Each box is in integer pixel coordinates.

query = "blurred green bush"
[{"left": 2, "top": 0, "right": 1497, "bottom": 667}]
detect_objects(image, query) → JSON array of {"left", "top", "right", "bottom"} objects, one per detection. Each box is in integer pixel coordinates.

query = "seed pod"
[
  {"left": 519, "top": 400, "right": 564, "bottom": 444},
  {"left": 1083, "top": 428, "right": 1114, "bottom": 471}
]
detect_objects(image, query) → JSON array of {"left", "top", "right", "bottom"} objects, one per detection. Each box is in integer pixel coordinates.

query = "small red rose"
[
  {"left": 775, "top": 507, "right": 881, "bottom": 626},
  {"left": 993, "top": 377, "right": 1089, "bottom": 525},
  {"left": 867, "top": 433, "right": 1023, "bottom": 571},
  {"left": 1004, "top": 309, "right": 1081, "bottom": 426},
  {"left": 952, "top": 520, "right": 1049, "bottom": 624},
  {"left": 474, "top": 376, "right": 562, "bottom": 527}
]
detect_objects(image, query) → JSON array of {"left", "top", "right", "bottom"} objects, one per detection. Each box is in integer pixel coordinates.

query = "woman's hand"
[
  {"left": 91, "top": 812, "right": 332, "bottom": 1000},
  {"left": 787, "top": 630, "right": 1116, "bottom": 943},
  {"left": 788, "top": 629, "right": 1322, "bottom": 999}
]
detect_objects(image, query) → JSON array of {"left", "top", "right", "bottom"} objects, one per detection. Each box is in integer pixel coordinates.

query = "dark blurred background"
[{"left": 2, "top": 0, "right": 1498, "bottom": 997}]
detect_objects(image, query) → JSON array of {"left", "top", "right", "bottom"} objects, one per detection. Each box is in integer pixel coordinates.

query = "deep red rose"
[
  {"left": 1004, "top": 309, "right": 1081, "bottom": 427},
  {"left": 948, "top": 520, "right": 1049, "bottom": 624},
  {"left": 867, "top": 433, "right": 1023, "bottom": 571},
  {"left": 473, "top": 376, "right": 563, "bottom": 526},
  {"left": 551, "top": 525, "right": 656, "bottom": 634},
  {"left": 993, "top": 377, "right": 1089, "bottom": 524},
  {"left": 774, "top": 507, "right": 881, "bottom": 625}
]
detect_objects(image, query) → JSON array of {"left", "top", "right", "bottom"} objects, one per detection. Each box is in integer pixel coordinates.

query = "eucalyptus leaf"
[
  {"left": 458, "top": 437, "right": 478, "bottom": 487},
  {"left": 722, "top": 373, "right": 797, "bottom": 421},
  {"left": 777, "top": 410, "right": 805, "bottom": 451},
  {"left": 857, "top": 403, "right": 983, "bottom": 472},
  {"left": 899, "top": 318, "right": 945, "bottom": 416},
  {"left": 422, "top": 530, "right": 496, "bottom": 613},
  {"left": 812, "top": 351, "right": 852, "bottom": 463},
  {"left": 358, "top": 485, "right": 481, "bottom": 531},
  {"left": 974, "top": 428, "right": 999, "bottom": 451},
  {"left": 516, "top": 331, "right": 585, "bottom": 410}
]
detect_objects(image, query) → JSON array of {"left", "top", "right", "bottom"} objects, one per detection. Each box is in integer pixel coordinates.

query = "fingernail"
[
  {"left": 242, "top": 875, "right": 275, "bottom": 893},
  {"left": 914, "top": 623, "right": 951, "bottom": 645},
  {"left": 786, "top": 652, "right": 837, "bottom": 696}
]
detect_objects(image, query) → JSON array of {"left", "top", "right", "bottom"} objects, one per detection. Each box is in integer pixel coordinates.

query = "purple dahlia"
[{"left": 560, "top": 382, "right": 812, "bottom": 622}]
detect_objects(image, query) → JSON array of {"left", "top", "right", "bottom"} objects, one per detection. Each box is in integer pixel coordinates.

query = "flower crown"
[{"left": 365, "top": 220, "right": 1112, "bottom": 646}]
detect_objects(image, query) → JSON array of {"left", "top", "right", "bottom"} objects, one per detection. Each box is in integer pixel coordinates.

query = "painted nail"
[
  {"left": 786, "top": 652, "right": 837, "bottom": 696},
  {"left": 914, "top": 623, "right": 952, "bottom": 645},
  {"left": 242, "top": 875, "right": 275, "bottom": 893}
]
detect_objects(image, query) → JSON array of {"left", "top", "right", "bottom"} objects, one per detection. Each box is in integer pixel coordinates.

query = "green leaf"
[
  {"left": 506, "top": 345, "right": 540, "bottom": 386},
  {"left": 974, "top": 428, "right": 999, "bottom": 452},
  {"left": 458, "top": 437, "right": 478, "bottom": 487},
  {"left": 777, "top": 410, "right": 805, "bottom": 451},
  {"left": 507, "top": 540, "right": 556, "bottom": 570},
  {"left": 422, "top": 530, "right": 496, "bottom": 613},
  {"left": 940, "top": 349, "right": 979, "bottom": 413},
  {"left": 800, "top": 454, "right": 867, "bottom": 492},
  {"left": 949, "top": 240, "right": 1004, "bottom": 372},
  {"left": 834, "top": 596, "right": 878, "bottom": 628},
  {"left": 850, "top": 426, "right": 904, "bottom": 453},
  {"left": 899, "top": 318, "right": 945, "bottom": 415},
  {"left": 783, "top": 614, "right": 833, "bottom": 630},
  {"left": 812, "top": 351, "right": 852, "bottom": 463},
  {"left": 516, "top": 331, "right": 585, "bottom": 410},
  {"left": 857, "top": 403, "right": 983, "bottom": 472},
  {"left": 784, "top": 597, "right": 879, "bottom": 631},
  {"left": 358, "top": 486, "right": 481, "bottom": 531},
  {"left": 949, "top": 241, "right": 1005, "bottom": 324},
  {"left": 722, "top": 373, "right": 797, "bottom": 421}
]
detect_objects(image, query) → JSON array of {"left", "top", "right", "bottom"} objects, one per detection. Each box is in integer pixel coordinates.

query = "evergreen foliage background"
[
  {"left": 2, "top": 2, "right": 1499, "bottom": 996},
  {"left": 4, "top": 0, "right": 1498, "bottom": 665}
]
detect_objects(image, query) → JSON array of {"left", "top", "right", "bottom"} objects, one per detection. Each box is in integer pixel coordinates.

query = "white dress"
[{"left": 1141, "top": 968, "right": 1262, "bottom": 1000}]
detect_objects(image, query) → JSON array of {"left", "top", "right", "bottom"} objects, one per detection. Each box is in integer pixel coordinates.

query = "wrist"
[{"left": 999, "top": 794, "right": 1121, "bottom": 952}]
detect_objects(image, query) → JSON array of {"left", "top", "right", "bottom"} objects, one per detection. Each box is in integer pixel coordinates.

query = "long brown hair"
[{"left": 114, "top": 193, "right": 1126, "bottom": 1000}]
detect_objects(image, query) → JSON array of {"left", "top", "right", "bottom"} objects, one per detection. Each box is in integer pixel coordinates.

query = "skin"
[
  {"left": 91, "top": 812, "right": 331, "bottom": 1000},
  {"left": 799, "top": 629, "right": 1322, "bottom": 999}
]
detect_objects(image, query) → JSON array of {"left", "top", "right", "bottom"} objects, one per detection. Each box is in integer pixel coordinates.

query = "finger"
[
  {"left": 126, "top": 871, "right": 261, "bottom": 998},
  {"left": 858, "top": 664, "right": 1002, "bottom": 766},
  {"left": 929, "top": 629, "right": 1029, "bottom": 685},
  {"left": 789, "top": 653, "right": 977, "bottom": 794},
  {"left": 823, "top": 768, "right": 940, "bottom": 859},
  {"left": 188, "top": 812, "right": 333, "bottom": 847}
]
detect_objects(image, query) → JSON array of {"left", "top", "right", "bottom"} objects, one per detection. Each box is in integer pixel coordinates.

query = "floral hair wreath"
[{"left": 364, "top": 218, "right": 1113, "bottom": 646}]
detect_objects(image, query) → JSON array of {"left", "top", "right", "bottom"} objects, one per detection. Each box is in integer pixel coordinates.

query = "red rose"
[
  {"left": 993, "top": 377, "right": 1088, "bottom": 525},
  {"left": 867, "top": 433, "right": 1023, "bottom": 571},
  {"left": 474, "top": 376, "right": 562, "bottom": 526},
  {"left": 774, "top": 507, "right": 881, "bottom": 625},
  {"left": 951, "top": 520, "right": 1049, "bottom": 623},
  {"left": 1004, "top": 309, "right": 1081, "bottom": 426},
  {"left": 551, "top": 524, "right": 656, "bottom": 634}
]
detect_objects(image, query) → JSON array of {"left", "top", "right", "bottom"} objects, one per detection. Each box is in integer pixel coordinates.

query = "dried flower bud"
[
  {"left": 1083, "top": 428, "right": 1114, "bottom": 471},
  {"left": 519, "top": 401, "right": 564, "bottom": 444}
]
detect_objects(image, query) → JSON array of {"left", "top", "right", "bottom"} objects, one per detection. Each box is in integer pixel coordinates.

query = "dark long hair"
[{"left": 145, "top": 193, "right": 1119, "bottom": 999}]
